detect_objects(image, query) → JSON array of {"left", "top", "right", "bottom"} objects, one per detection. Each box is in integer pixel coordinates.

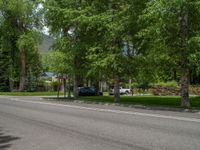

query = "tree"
[
  {"left": 44, "top": 0, "right": 93, "bottom": 98},
  {"left": 42, "top": 51, "right": 72, "bottom": 97},
  {"left": 72, "top": 0, "right": 148, "bottom": 102},
  {"left": 139, "top": 0, "right": 200, "bottom": 107},
  {"left": 0, "top": 0, "right": 42, "bottom": 91},
  {"left": 17, "top": 31, "right": 42, "bottom": 91},
  {"left": 44, "top": 0, "right": 149, "bottom": 101},
  {"left": 0, "top": 35, "right": 10, "bottom": 91}
]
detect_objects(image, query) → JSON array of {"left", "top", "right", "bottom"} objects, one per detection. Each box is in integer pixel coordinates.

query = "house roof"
[{"left": 41, "top": 72, "right": 55, "bottom": 77}]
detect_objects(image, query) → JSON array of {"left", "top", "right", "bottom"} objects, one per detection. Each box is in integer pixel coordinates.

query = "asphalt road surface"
[{"left": 0, "top": 96, "right": 200, "bottom": 150}]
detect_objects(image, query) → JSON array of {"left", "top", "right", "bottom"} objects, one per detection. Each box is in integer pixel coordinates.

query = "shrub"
[
  {"left": 154, "top": 81, "right": 178, "bottom": 88},
  {"left": 51, "top": 81, "right": 60, "bottom": 91}
]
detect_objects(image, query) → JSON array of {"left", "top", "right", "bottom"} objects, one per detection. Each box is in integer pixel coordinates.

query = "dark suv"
[{"left": 78, "top": 87, "right": 103, "bottom": 96}]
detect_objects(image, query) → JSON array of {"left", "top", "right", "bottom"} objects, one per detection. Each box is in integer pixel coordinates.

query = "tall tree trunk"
[
  {"left": 114, "top": 75, "right": 120, "bottom": 102},
  {"left": 9, "top": 80, "right": 14, "bottom": 92},
  {"left": 99, "top": 81, "right": 103, "bottom": 93},
  {"left": 189, "top": 69, "right": 193, "bottom": 84},
  {"left": 9, "top": 67, "right": 14, "bottom": 92},
  {"left": 173, "top": 69, "right": 177, "bottom": 81},
  {"left": 19, "top": 48, "right": 26, "bottom": 91},
  {"left": 180, "top": 68, "right": 190, "bottom": 107},
  {"left": 88, "top": 79, "right": 91, "bottom": 87},
  {"left": 18, "top": 18, "right": 26, "bottom": 92},
  {"left": 129, "top": 78, "right": 132, "bottom": 89},
  {"left": 68, "top": 77, "right": 71, "bottom": 98},
  {"left": 73, "top": 75, "right": 78, "bottom": 98},
  {"left": 57, "top": 78, "right": 61, "bottom": 98},
  {"left": 179, "top": 4, "right": 190, "bottom": 107},
  {"left": 63, "top": 77, "right": 66, "bottom": 98},
  {"left": 94, "top": 81, "right": 100, "bottom": 95}
]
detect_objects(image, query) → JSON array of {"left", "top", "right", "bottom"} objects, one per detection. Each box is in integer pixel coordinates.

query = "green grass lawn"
[
  {"left": 0, "top": 92, "right": 63, "bottom": 96},
  {"left": 1, "top": 92, "right": 200, "bottom": 109},
  {"left": 78, "top": 96, "right": 200, "bottom": 109}
]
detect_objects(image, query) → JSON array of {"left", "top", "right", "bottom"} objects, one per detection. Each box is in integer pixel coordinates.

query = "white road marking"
[{"left": 7, "top": 98, "right": 200, "bottom": 123}]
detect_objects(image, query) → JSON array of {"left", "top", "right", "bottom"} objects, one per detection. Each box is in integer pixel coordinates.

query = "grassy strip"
[
  {"left": 0, "top": 92, "right": 63, "bottom": 96},
  {"left": 77, "top": 96, "right": 200, "bottom": 109},
  {"left": 1, "top": 92, "right": 200, "bottom": 109}
]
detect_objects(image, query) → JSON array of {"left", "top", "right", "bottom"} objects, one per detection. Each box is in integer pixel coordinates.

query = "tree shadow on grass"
[{"left": 0, "top": 128, "right": 20, "bottom": 150}]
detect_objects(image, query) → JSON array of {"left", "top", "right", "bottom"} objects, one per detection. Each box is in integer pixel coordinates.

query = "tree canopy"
[
  {"left": 1, "top": 0, "right": 200, "bottom": 107},
  {"left": 0, "top": 0, "right": 43, "bottom": 91}
]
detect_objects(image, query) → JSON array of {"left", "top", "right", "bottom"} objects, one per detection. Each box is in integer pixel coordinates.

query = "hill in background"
[{"left": 38, "top": 34, "right": 55, "bottom": 53}]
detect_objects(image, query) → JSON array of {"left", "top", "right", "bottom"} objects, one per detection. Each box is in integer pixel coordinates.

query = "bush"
[
  {"left": 51, "top": 81, "right": 60, "bottom": 91},
  {"left": 36, "top": 80, "right": 47, "bottom": 91},
  {"left": 154, "top": 81, "right": 178, "bottom": 88},
  {"left": 149, "top": 81, "right": 179, "bottom": 96}
]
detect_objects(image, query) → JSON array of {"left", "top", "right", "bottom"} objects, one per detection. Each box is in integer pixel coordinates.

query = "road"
[{"left": 0, "top": 96, "right": 200, "bottom": 150}]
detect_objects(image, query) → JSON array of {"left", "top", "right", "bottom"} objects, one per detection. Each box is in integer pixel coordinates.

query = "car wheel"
[{"left": 125, "top": 91, "right": 129, "bottom": 95}]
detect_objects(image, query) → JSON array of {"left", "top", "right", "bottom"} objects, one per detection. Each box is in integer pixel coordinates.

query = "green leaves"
[
  {"left": 42, "top": 51, "right": 72, "bottom": 75},
  {"left": 140, "top": 0, "right": 200, "bottom": 61},
  {"left": 0, "top": 0, "right": 43, "bottom": 91},
  {"left": 17, "top": 31, "right": 38, "bottom": 51}
]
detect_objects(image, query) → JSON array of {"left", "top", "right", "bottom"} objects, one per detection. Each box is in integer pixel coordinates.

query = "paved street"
[{"left": 0, "top": 96, "right": 200, "bottom": 150}]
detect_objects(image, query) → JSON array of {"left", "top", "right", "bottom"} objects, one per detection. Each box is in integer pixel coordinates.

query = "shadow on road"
[{"left": 0, "top": 127, "right": 20, "bottom": 150}]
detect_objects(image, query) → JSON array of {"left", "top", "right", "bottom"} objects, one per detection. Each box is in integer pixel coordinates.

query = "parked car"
[
  {"left": 109, "top": 87, "right": 131, "bottom": 95},
  {"left": 78, "top": 87, "right": 103, "bottom": 96}
]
